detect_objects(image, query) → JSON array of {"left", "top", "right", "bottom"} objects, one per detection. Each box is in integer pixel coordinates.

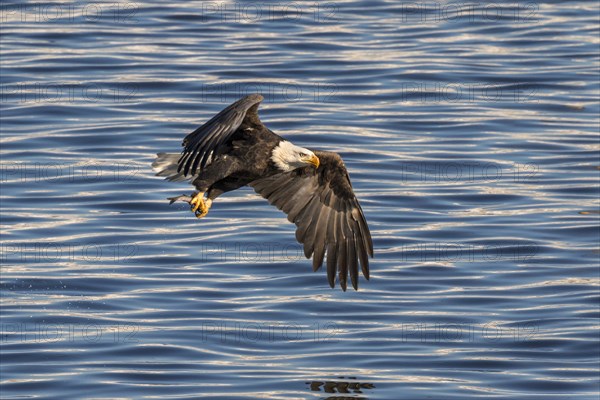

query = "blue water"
[{"left": 1, "top": 1, "right": 599, "bottom": 399}]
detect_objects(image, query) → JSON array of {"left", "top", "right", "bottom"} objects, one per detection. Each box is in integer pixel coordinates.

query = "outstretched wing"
[
  {"left": 250, "top": 151, "right": 373, "bottom": 291},
  {"left": 178, "top": 94, "right": 264, "bottom": 176}
]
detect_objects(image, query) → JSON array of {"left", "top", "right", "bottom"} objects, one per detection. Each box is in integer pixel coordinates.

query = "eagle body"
[
  {"left": 191, "top": 124, "right": 284, "bottom": 199},
  {"left": 153, "top": 94, "right": 373, "bottom": 291}
]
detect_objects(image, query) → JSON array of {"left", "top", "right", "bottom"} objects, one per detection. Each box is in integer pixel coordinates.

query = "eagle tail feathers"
[{"left": 152, "top": 153, "right": 190, "bottom": 182}]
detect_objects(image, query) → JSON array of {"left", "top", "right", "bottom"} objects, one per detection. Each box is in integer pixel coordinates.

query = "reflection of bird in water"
[
  {"left": 153, "top": 94, "right": 373, "bottom": 291},
  {"left": 307, "top": 377, "right": 375, "bottom": 399}
]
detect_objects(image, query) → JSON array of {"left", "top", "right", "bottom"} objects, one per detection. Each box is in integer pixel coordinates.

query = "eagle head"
[{"left": 271, "top": 141, "right": 320, "bottom": 172}]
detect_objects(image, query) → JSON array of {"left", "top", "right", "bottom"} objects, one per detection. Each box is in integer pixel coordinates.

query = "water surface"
[{"left": 1, "top": 1, "right": 599, "bottom": 399}]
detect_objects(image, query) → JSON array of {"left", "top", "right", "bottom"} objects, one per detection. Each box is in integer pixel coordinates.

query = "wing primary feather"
[
  {"left": 337, "top": 211, "right": 350, "bottom": 291},
  {"left": 311, "top": 198, "right": 330, "bottom": 272},
  {"left": 357, "top": 234, "right": 370, "bottom": 280},
  {"left": 326, "top": 209, "right": 340, "bottom": 289},
  {"left": 326, "top": 242, "right": 337, "bottom": 288},
  {"left": 312, "top": 238, "right": 326, "bottom": 272},
  {"left": 306, "top": 206, "right": 331, "bottom": 263},
  {"left": 357, "top": 205, "right": 374, "bottom": 256},
  {"left": 353, "top": 206, "right": 374, "bottom": 258},
  {"left": 325, "top": 203, "right": 338, "bottom": 242},
  {"left": 338, "top": 236, "right": 348, "bottom": 292},
  {"left": 348, "top": 229, "right": 359, "bottom": 290}
]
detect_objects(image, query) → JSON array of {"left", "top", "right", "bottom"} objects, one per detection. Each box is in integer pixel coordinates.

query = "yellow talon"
[
  {"left": 190, "top": 193, "right": 203, "bottom": 212},
  {"left": 190, "top": 193, "right": 210, "bottom": 218},
  {"left": 195, "top": 202, "right": 209, "bottom": 218}
]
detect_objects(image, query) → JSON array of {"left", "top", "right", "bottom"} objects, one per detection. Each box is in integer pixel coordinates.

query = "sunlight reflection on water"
[{"left": 1, "top": 1, "right": 599, "bottom": 399}]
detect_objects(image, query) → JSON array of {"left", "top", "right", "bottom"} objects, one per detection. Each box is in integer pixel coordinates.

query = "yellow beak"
[{"left": 307, "top": 154, "right": 320, "bottom": 169}]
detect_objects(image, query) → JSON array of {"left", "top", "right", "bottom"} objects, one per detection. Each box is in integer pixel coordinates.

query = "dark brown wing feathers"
[
  {"left": 250, "top": 150, "right": 373, "bottom": 291},
  {"left": 178, "top": 94, "right": 264, "bottom": 176}
]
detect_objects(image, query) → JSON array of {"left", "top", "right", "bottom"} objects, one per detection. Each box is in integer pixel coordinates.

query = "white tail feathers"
[{"left": 152, "top": 153, "right": 190, "bottom": 182}]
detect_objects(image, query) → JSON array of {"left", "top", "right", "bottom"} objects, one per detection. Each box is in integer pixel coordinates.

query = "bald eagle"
[{"left": 152, "top": 94, "right": 373, "bottom": 291}]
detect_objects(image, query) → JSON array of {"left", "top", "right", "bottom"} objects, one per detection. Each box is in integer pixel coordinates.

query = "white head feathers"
[{"left": 271, "top": 141, "right": 318, "bottom": 172}]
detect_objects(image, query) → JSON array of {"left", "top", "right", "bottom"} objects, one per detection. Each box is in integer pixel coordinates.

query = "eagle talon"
[
  {"left": 190, "top": 193, "right": 203, "bottom": 211},
  {"left": 190, "top": 192, "right": 210, "bottom": 218}
]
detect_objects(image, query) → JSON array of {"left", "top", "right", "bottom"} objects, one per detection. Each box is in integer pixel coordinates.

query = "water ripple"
[{"left": 1, "top": 1, "right": 599, "bottom": 399}]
